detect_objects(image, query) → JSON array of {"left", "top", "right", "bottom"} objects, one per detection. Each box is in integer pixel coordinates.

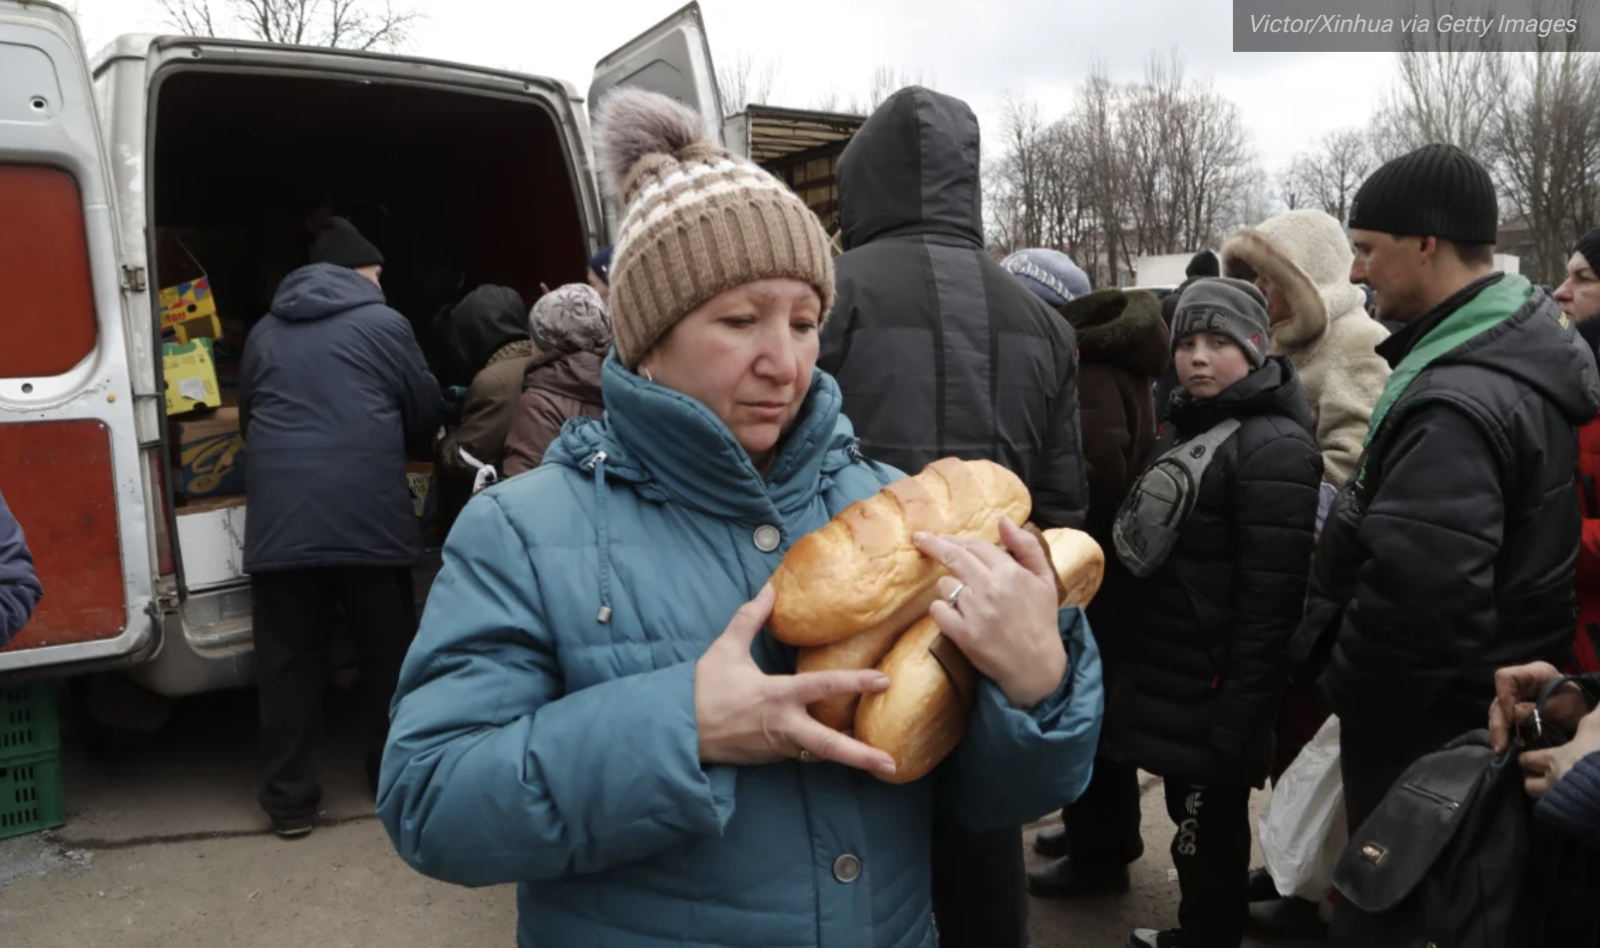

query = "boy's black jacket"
[{"left": 1102, "top": 356, "right": 1323, "bottom": 786}]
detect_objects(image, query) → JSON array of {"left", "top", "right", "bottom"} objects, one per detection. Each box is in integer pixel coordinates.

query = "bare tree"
[
  {"left": 1484, "top": 10, "right": 1600, "bottom": 283},
  {"left": 867, "top": 65, "right": 931, "bottom": 110},
  {"left": 716, "top": 53, "right": 781, "bottom": 116},
  {"left": 811, "top": 87, "right": 843, "bottom": 112},
  {"left": 161, "top": 0, "right": 218, "bottom": 37},
  {"left": 1283, "top": 129, "right": 1378, "bottom": 224},
  {"left": 156, "top": 0, "right": 419, "bottom": 51},
  {"left": 1376, "top": 0, "right": 1501, "bottom": 157}
]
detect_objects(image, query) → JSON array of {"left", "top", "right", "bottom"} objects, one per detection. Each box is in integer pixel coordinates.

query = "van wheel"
[{"left": 67, "top": 673, "right": 174, "bottom": 753}]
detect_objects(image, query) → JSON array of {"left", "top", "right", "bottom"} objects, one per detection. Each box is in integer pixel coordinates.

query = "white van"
[{"left": 0, "top": 0, "right": 722, "bottom": 696}]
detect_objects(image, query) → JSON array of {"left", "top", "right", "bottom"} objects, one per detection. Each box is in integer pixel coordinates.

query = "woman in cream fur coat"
[{"left": 1223, "top": 209, "right": 1391, "bottom": 489}]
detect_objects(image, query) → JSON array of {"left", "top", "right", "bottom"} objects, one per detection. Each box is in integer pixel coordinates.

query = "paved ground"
[{"left": 1, "top": 684, "right": 1281, "bottom": 947}]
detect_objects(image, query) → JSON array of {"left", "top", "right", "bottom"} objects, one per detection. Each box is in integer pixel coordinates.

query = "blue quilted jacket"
[{"left": 376, "top": 352, "right": 1104, "bottom": 947}]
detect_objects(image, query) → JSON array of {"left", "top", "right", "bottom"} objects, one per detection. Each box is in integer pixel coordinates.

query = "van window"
[{"left": 0, "top": 165, "right": 98, "bottom": 378}]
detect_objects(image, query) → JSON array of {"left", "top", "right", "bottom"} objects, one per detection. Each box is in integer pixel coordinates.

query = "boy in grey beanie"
[
  {"left": 1171, "top": 277, "right": 1271, "bottom": 373},
  {"left": 1118, "top": 275, "right": 1322, "bottom": 948}
]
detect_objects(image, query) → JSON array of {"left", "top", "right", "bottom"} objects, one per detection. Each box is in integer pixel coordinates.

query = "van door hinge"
[{"left": 121, "top": 265, "right": 147, "bottom": 293}]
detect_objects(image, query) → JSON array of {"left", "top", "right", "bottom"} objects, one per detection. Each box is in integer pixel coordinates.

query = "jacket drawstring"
[{"left": 588, "top": 450, "right": 614, "bottom": 623}]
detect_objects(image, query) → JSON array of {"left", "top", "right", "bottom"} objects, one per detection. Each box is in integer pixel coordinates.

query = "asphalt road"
[{"left": 0, "top": 685, "right": 1282, "bottom": 947}]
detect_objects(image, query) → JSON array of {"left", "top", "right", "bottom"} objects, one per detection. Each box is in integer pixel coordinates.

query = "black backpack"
[{"left": 1332, "top": 681, "right": 1600, "bottom": 947}]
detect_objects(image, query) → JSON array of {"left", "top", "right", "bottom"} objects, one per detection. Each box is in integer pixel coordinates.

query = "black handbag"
[{"left": 1331, "top": 678, "right": 1600, "bottom": 947}]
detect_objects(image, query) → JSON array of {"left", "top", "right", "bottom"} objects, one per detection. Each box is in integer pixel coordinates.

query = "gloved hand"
[{"left": 441, "top": 385, "right": 469, "bottom": 417}]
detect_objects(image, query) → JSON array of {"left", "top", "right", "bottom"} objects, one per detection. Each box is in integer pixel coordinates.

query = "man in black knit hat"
[
  {"left": 1296, "top": 142, "right": 1600, "bottom": 895},
  {"left": 241, "top": 215, "right": 441, "bottom": 838}
]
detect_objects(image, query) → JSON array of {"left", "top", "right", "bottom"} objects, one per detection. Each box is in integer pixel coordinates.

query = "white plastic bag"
[{"left": 1260, "top": 713, "right": 1346, "bottom": 901}]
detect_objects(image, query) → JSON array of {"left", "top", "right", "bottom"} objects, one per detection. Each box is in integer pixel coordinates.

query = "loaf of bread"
[
  {"left": 854, "top": 527, "right": 1105, "bottom": 785},
  {"left": 769, "top": 458, "right": 1031, "bottom": 648}
]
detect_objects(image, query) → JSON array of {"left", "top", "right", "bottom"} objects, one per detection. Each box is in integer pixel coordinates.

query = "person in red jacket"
[{"left": 1554, "top": 227, "right": 1600, "bottom": 673}]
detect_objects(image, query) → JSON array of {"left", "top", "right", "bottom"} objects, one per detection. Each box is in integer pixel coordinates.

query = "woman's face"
[
  {"left": 1253, "top": 274, "right": 1293, "bottom": 327},
  {"left": 639, "top": 278, "right": 823, "bottom": 464},
  {"left": 1175, "top": 332, "right": 1251, "bottom": 399}
]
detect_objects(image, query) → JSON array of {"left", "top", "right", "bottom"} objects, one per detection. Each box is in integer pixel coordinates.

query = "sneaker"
[
  {"left": 1245, "top": 896, "right": 1330, "bottom": 943},
  {"left": 272, "top": 814, "right": 314, "bottom": 838},
  {"left": 1246, "top": 865, "right": 1281, "bottom": 903},
  {"left": 1032, "top": 824, "right": 1068, "bottom": 858},
  {"left": 1128, "top": 928, "right": 1180, "bottom": 948}
]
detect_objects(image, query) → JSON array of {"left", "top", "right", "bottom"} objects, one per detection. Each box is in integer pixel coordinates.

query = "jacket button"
[
  {"left": 753, "top": 525, "right": 781, "bottom": 552},
  {"left": 833, "top": 853, "right": 861, "bottom": 883}
]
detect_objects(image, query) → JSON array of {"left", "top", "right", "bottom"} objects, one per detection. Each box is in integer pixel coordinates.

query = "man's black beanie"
[
  {"left": 310, "top": 216, "right": 385, "bottom": 269},
  {"left": 1348, "top": 143, "right": 1499, "bottom": 245},
  {"left": 1186, "top": 249, "right": 1220, "bottom": 279},
  {"left": 1575, "top": 227, "right": 1600, "bottom": 273}
]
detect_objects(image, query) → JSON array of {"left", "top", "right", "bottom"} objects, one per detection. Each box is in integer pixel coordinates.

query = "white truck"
[{"left": 0, "top": 0, "right": 725, "bottom": 699}]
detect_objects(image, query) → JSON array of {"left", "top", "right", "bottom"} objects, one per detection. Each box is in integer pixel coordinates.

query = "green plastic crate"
[
  {"left": 0, "top": 682, "right": 60, "bottom": 757},
  {"left": 0, "top": 750, "right": 64, "bottom": 840}
]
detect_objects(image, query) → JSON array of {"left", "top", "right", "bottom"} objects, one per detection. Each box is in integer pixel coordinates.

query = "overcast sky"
[{"left": 63, "top": 0, "right": 1398, "bottom": 174}]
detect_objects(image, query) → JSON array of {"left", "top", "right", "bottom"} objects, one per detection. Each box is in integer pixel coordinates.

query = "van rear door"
[
  {"left": 589, "top": 1, "right": 724, "bottom": 142},
  {"left": 0, "top": 1, "right": 156, "bottom": 675},
  {"left": 584, "top": 1, "right": 723, "bottom": 241}
]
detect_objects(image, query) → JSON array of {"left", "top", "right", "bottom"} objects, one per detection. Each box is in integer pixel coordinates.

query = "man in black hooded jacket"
[
  {"left": 1295, "top": 144, "right": 1600, "bottom": 871},
  {"left": 241, "top": 217, "right": 441, "bottom": 839},
  {"left": 816, "top": 85, "right": 1087, "bottom": 948}
]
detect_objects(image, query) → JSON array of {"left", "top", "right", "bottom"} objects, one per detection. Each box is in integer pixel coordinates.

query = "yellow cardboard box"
[
  {"left": 406, "top": 463, "right": 434, "bottom": 519},
  {"left": 163, "top": 337, "right": 222, "bottom": 416},
  {"left": 173, "top": 408, "right": 246, "bottom": 499},
  {"left": 160, "top": 277, "right": 222, "bottom": 343}
]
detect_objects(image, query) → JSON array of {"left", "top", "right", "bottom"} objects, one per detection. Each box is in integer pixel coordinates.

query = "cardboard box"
[
  {"left": 176, "top": 494, "right": 247, "bottom": 593},
  {"left": 173, "top": 406, "right": 246, "bottom": 499},
  {"left": 163, "top": 338, "right": 222, "bottom": 416},
  {"left": 406, "top": 463, "right": 434, "bottom": 519},
  {"left": 160, "top": 276, "right": 222, "bottom": 341}
]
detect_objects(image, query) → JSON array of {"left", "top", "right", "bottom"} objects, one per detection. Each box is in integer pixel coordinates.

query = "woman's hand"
[
  {"left": 695, "top": 584, "right": 898, "bottom": 778},
  {"left": 912, "top": 517, "right": 1067, "bottom": 710},
  {"left": 1489, "top": 661, "right": 1592, "bottom": 754},
  {"left": 1519, "top": 705, "right": 1600, "bottom": 798}
]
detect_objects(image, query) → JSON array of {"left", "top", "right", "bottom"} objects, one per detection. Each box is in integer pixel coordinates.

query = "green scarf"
[{"left": 1364, "top": 274, "right": 1535, "bottom": 447}]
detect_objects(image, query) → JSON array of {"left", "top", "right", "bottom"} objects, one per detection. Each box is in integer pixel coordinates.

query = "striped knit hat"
[{"left": 595, "top": 88, "right": 834, "bottom": 369}]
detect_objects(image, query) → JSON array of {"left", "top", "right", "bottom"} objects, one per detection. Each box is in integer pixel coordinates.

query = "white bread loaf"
[
  {"left": 769, "top": 458, "right": 1031, "bottom": 648},
  {"left": 854, "top": 527, "right": 1105, "bottom": 784}
]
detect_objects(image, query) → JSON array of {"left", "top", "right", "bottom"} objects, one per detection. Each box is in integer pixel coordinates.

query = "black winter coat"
[
  {"left": 240, "top": 264, "right": 441, "bottom": 572},
  {"left": 1296, "top": 275, "right": 1600, "bottom": 745},
  {"left": 817, "top": 87, "right": 1086, "bottom": 530},
  {"left": 1102, "top": 357, "right": 1322, "bottom": 787}
]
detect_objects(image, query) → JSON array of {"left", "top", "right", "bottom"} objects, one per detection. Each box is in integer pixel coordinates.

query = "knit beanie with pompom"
[{"left": 595, "top": 88, "right": 835, "bottom": 369}]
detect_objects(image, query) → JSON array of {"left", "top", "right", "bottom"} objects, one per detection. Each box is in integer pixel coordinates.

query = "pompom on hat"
[{"left": 595, "top": 88, "right": 835, "bottom": 370}]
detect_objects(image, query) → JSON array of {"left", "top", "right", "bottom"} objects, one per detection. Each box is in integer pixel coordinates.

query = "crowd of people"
[{"left": 124, "top": 79, "right": 1600, "bottom": 948}]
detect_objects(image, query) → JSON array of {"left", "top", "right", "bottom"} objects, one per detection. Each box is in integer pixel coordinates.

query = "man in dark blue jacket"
[
  {"left": 240, "top": 217, "right": 441, "bottom": 837},
  {"left": 0, "top": 487, "right": 42, "bottom": 648}
]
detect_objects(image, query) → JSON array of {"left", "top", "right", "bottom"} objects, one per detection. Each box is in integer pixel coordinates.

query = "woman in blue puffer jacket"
[{"left": 376, "top": 88, "right": 1104, "bottom": 948}]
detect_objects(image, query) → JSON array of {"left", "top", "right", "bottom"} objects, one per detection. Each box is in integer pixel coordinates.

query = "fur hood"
[
  {"left": 1058, "top": 288, "right": 1170, "bottom": 378},
  {"left": 1222, "top": 209, "right": 1368, "bottom": 355}
]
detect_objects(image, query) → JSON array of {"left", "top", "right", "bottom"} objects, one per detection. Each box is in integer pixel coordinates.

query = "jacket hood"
[
  {"left": 523, "top": 345, "right": 606, "bottom": 409},
  {"left": 544, "top": 352, "right": 860, "bottom": 524},
  {"left": 1430, "top": 280, "right": 1600, "bottom": 426},
  {"left": 445, "top": 284, "right": 529, "bottom": 372},
  {"left": 1168, "top": 355, "right": 1315, "bottom": 436},
  {"left": 271, "top": 263, "right": 388, "bottom": 322},
  {"left": 1222, "top": 209, "right": 1368, "bottom": 354},
  {"left": 1060, "top": 288, "right": 1171, "bottom": 379},
  {"left": 838, "top": 86, "right": 983, "bottom": 251}
]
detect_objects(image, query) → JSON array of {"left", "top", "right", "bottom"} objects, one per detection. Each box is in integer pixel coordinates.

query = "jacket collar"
[
  {"left": 544, "top": 351, "right": 858, "bottom": 524},
  {"left": 1377, "top": 272, "right": 1504, "bottom": 368}
]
